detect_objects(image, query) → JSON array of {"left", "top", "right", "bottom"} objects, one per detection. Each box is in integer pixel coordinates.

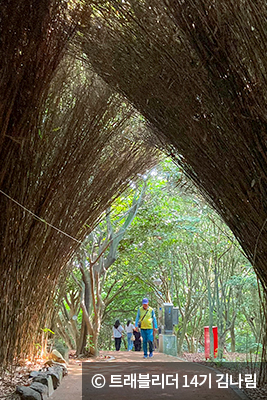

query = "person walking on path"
[
  {"left": 112, "top": 320, "right": 124, "bottom": 351},
  {"left": 125, "top": 320, "right": 135, "bottom": 351},
  {"left": 135, "top": 298, "right": 157, "bottom": 358}
]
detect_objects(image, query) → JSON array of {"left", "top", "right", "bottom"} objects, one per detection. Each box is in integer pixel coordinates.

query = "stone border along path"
[
  {"left": 50, "top": 351, "right": 250, "bottom": 400},
  {"left": 15, "top": 350, "right": 68, "bottom": 400}
]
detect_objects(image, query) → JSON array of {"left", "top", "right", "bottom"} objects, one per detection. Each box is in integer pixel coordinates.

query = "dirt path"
[{"left": 51, "top": 351, "right": 248, "bottom": 400}]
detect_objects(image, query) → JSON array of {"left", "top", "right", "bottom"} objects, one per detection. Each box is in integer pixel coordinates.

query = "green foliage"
[
  {"left": 98, "top": 159, "right": 262, "bottom": 355},
  {"left": 57, "top": 159, "right": 262, "bottom": 357}
]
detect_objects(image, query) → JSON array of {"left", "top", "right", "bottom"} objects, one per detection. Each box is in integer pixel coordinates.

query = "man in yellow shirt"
[{"left": 135, "top": 298, "right": 158, "bottom": 358}]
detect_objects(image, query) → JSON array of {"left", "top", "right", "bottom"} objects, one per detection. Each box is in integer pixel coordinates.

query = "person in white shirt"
[
  {"left": 125, "top": 320, "right": 135, "bottom": 351},
  {"left": 112, "top": 320, "right": 124, "bottom": 351}
]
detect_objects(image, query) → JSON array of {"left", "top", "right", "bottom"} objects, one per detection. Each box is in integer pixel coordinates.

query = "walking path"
[{"left": 51, "top": 351, "right": 249, "bottom": 400}]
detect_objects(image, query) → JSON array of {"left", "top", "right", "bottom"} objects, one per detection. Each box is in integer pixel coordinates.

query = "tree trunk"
[
  {"left": 230, "top": 324, "right": 236, "bottom": 352},
  {"left": 90, "top": 331, "right": 100, "bottom": 356},
  {"left": 177, "top": 317, "right": 189, "bottom": 354},
  {"left": 218, "top": 334, "right": 226, "bottom": 360},
  {"left": 189, "top": 337, "right": 195, "bottom": 353},
  {"left": 78, "top": 272, "right": 91, "bottom": 355},
  {"left": 77, "top": 319, "right": 87, "bottom": 355}
]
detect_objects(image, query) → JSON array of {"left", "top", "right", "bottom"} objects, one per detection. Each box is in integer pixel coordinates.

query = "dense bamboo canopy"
[
  {"left": 0, "top": 1, "right": 159, "bottom": 367},
  {"left": 2, "top": 0, "right": 267, "bottom": 368},
  {"left": 81, "top": 0, "right": 267, "bottom": 291}
]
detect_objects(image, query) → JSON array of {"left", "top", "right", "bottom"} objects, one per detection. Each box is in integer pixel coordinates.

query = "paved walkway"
[{"left": 51, "top": 351, "right": 248, "bottom": 400}]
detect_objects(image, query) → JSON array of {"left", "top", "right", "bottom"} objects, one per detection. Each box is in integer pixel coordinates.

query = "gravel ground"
[{"left": 0, "top": 360, "right": 44, "bottom": 399}]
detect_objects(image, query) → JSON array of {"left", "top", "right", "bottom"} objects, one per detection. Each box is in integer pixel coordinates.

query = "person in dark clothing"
[
  {"left": 112, "top": 320, "right": 124, "bottom": 351},
  {"left": 133, "top": 328, "right": 142, "bottom": 351}
]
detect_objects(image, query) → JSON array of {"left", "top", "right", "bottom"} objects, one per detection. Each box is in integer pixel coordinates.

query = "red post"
[
  {"left": 213, "top": 326, "right": 218, "bottom": 358},
  {"left": 204, "top": 326, "right": 218, "bottom": 359},
  {"left": 204, "top": 326, "right": 210, "bottom": 360}
]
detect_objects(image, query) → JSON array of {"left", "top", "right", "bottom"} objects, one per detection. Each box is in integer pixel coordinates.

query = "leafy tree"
[
  {"left": 55, "top": 181, "right": 147, "bottom": 355},
  {"left": 55, "top": 160, "right": 262, "bottom": 360},
  {"left": 109, "top": 160, "right": 261, "bottom": 357}
]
